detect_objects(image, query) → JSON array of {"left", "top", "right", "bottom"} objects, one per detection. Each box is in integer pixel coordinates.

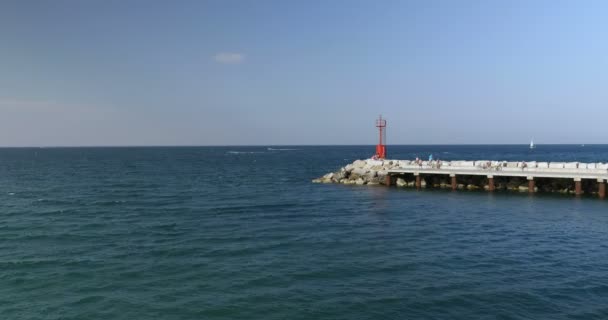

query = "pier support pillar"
[
  {"left": 450, "top": 174, "right": 457, "bottom": 191},
  {"left": 598, "top": 179, "right": 605, "bottom": 199},
  {"left": 415, "top": 173, "right": 421, "bottom": 189},
  {"left": 527, "top": 176, "right": 535, "bottom": 194},
  {"left": 385, "top": 174, "right": 392, "bottom": 187},
  {"left": 487, "top": 175, "right": 495, "bottom": 191},
  {"left": 574, "top": 178, "right": 582, "bottom": 196}
]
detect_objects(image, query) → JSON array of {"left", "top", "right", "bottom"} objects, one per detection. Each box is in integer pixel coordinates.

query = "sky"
[{"left": 1, "top": 0, "right": 607, "bottom": 146}]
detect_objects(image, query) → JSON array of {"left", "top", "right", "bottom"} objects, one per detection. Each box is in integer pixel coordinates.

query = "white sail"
[{"left": 530, "top": 139, "right": 535, "bottom": 149}]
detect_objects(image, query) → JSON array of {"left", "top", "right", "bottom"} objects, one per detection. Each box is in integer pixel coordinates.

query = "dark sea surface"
[{"left": 2, "top": 145, "right": 608, "bottom": 319}]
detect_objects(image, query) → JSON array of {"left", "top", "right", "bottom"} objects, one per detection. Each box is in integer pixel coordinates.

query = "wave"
[
  {"left": 226, "top": 151, "right": 266, "bottom": 154},
  {"left": 267, "top": 148, "right": 298, "bottom": 151}
]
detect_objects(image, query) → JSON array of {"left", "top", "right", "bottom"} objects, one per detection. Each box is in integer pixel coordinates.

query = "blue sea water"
[{"left": 1, "top": 145, "right": 608, "bottom": 319}]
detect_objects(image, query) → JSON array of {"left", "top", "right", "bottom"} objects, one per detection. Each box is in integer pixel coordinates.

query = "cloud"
[
  {"left": 214, "top": 52, "right": 245, "bottom": 64},
  {"left": 0, "top": 98, "right": 71, "bottom": 111},
  {"left": 0, "top": 97, "right": 111, "bottom": 114}
]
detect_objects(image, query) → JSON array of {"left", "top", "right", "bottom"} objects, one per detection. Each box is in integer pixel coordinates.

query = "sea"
[{"left": 1, "top": 145, "right": 608, "bottom": 319}]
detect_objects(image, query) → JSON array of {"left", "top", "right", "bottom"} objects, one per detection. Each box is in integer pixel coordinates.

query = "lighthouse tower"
[{"left": 375, "top": 115, "right": 387, "bottom": 159}]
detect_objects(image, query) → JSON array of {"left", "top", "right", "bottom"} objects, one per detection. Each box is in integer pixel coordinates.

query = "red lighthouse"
[{"left": 375, "top": 115, "right": 387, "bottom": 159}]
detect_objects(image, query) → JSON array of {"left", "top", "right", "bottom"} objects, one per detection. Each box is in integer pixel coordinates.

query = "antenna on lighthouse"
[{"left": 375, "top": 115, "right": 387, "bottom": 159}]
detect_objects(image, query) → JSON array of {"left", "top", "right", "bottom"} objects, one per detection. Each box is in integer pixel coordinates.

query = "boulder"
[
  {"left": 365, "top": 170, "right": 378, "bottom": 180},
  {"left": 367, "top": 177, "right": 381, "bottom": 184},
  {"left": 351, "top": 168, "right": 367, "bottom": 177},
  {"left": 334, "top": 171, "right": 346, "bottom": 180},
  {"left": 353, "top": 160, "right": 367, "bottom": 168},
  {"left": 355, "top": 178, "right": 366, "bottom": 185},
  {"left": 377, "top": 170, "right": 388, "bottom": 179},
  {"left": 396, "top": 178, "right": 406, "bottom": 187},
  {"left": 518, "top": 185, "right": 529, "bottom": 192},
  {"left": 367, "top": 159, "right": 384, "bottom": 166}
]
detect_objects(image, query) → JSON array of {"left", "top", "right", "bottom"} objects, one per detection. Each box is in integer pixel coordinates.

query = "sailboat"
[{"left": 530, "top": 139, "right": 535, "bottom": 149}]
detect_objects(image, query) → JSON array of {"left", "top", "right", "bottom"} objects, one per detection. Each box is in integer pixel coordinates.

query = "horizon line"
[{"left": 0, "top": 143, "right": 601, "bottom": 148}]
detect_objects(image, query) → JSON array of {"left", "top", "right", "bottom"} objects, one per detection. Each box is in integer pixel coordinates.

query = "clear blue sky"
[{"left": 1, "top": 0, "right": 607, "bottom": 146}]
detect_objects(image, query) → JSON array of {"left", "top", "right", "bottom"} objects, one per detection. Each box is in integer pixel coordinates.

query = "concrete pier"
[
  {"left": 314, "top": 158, "right": 608, "bottom": 199},
  {"left": 387, "top": 159, "right": 608, "bottom": 198}
]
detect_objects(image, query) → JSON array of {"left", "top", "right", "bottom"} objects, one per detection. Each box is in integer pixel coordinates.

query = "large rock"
[
  {"left": 396, "top": 178, "right": 406, "bottom": 187},
  {"left": 365, "top": 170, "right": 378, "bottom": 180},
  {"left": 351, "top": 168, "right": 368, "bottom": 177},
  {"left": 367, "top": 177, "right": 381, "bottom": 184},
  {"left": 355, "top": 178, "right": 366, "bottom": 185},
  {"left": 353, "top": 160, "right": 367, "bottom": 168},
  {"left": 367, "top": 160, "right": 384, "bottom": 167}
]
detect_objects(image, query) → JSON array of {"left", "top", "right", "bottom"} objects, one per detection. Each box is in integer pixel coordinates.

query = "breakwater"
[{"left": 314, "top": 159, "right": 608, "bottom": 197}]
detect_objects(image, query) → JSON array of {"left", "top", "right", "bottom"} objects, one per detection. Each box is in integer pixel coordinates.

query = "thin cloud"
[
  {"left": 214, "top": 52, "right": 245, "bottom": 64},
  {"left": 0, "top": 97, "right": 108, "bottom": 113},
  {"left": 0, "top": 98, "right": 68, "bottom": 111}
]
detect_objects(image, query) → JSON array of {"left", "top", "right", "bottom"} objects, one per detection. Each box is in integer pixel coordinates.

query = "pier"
[
  {"left": 385, "top": 160, "right": 607, "bottom": 198},
  {"left": 313, "top": 159, "right": 608, "bottom": 199}
]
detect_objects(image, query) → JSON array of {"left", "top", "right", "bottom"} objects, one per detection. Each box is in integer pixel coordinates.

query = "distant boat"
[{"left": 530, "top": 139, "right": 535, "bottom": 149}]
